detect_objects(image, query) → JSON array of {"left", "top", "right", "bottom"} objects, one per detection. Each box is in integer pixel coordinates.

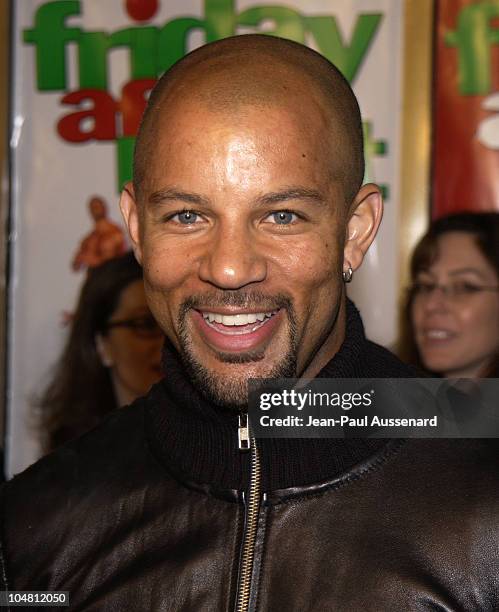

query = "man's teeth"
[{"left": 202, "top": 311, "right": 277, "bottom": 326}]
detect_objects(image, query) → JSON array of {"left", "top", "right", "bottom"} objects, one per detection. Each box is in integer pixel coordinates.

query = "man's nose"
[{"left": 198, "top": 223, "right": 267, "bottom": 289}]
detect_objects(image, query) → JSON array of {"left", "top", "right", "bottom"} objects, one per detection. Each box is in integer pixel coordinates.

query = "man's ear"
[
  {"left": 343, "top": 183, "right": 383, "bottom": 274},
  {"left": 119, "top": 182, "right": 143, "bottom": 264}
]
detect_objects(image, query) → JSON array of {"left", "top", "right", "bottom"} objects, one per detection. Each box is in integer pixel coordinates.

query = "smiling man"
[
  {"left": 120, "top": 35, "right": 381, "bottom": 408},
  {"left": 2, "top": 35, "right": 499, "bottom": 612}
]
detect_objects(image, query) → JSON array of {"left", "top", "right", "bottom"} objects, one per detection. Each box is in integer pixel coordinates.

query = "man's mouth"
[
  {"left": 201, "top": 310, "right": 279, "bottom": 334},
  {"left": 191, "top": 308, "right": 283, "bottom": 353}
]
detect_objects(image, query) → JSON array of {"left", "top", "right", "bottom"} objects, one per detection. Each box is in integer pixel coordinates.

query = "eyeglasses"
[
  {"left": 410, "top": 281, "right": 499, "bottom": 301},
  {"left": 106, "top": 315, "right": 164, "bottom": 339}
]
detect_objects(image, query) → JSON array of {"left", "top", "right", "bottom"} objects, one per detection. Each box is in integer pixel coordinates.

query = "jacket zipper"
[{"left": 235, "top": 414, "right": 262, "bottom": 612}]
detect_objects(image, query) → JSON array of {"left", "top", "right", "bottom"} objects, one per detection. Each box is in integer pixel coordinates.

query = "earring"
[{"left": 342, "top": 266, "right": 353, "bottom": 283}]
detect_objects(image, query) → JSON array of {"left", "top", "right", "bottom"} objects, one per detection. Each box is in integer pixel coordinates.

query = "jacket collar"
[{"left": 145, "top": 300, "right": 409, "bottom": 492}]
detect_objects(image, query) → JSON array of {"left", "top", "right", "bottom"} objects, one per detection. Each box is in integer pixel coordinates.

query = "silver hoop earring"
[{"left": 342, "top": 266, "right": 353, "bottom": 283}]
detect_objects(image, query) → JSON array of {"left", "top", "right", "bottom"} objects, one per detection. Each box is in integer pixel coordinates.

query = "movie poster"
[
  {"left": 433, "top": 0, "right": 499, "bottom": 216},
  {"left": 8, "top": 0, "right": 404, "bottom": 474}
]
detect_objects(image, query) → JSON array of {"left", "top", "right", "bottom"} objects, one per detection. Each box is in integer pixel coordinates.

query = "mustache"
[{"left": 179, "top": 291, "right": 293, "bottom": 314}]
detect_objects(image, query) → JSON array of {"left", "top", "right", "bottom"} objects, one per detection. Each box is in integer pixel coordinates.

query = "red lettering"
[
  {"left": 120, "top": 78, "right": 157, "bottom": 137},
  {"left": 57, "top": 90, "right": 117, "bottom": 142},
  {"left": 57, "top": 80, "right": 158, "bottom": 143}
]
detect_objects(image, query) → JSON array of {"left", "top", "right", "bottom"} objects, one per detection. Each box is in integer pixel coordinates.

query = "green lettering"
[
  {"left": 363, "top": 121, "right": 388, "bottom": 199},
  {"left": 23, "top": 0, "right": 81, "bottom": 90},
  {"left": 445, "top": 0, "right": 499, "bottom": 95},
  {"left": 117, "top": 136, "right": 135, "bottom": 192},
  {"left": 237, "top": 6, "right": 305, "bottom": 43},
  {"left": 78, "top": 32, "right": 110, "bottom": 90},
  {"left": 158, "top": 18, "right": 203, "bottom": 73},
  {"left": 158, "top": 0, "right": 235, "bottom": 73},
  {"left": 78, "top": 27, "right": 159, "bottom": 90},
  {"left": 112, "top": 28, "right": 159, "bottom": 81},
  {"left": 305, "top": 14, "right": 382, "bottom": 82}
]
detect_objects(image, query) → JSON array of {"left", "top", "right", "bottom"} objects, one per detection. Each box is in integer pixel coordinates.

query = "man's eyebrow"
[
  {"left": 148, "top": 188, "right": 210, "bottom": 207},
  {"left": 255, "top": 188, "right": 326, "bottom": 207},
  {"left": 148, "top": 187, "right": 326, "bottom": 208}
]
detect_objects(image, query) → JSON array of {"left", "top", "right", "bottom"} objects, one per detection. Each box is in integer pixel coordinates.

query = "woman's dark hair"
[
  {"left": 34, "top": 252, "right": 143, "bottom": 452},
  {"left": 399, "top": 212, "right": 499, "bottom": 377}
]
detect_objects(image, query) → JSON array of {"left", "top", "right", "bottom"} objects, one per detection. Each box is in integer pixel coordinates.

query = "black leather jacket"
[
  {"left": 2, "top": 415, "right": 499, "bottom": 611},
  {"left": 2, "top": 305, "right": 499, "bottom": 611}
]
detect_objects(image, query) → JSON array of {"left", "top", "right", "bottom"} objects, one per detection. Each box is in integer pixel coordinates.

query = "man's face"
[{"left": 132, "top": 101, "right": 348, "bottom": 406}]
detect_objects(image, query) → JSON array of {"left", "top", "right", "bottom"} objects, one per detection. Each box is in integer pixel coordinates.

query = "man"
[
  {"left": 2, "top": 36, "right": 499, "bottom": 611},
  {"left": 71, "top": 196, "right": 126, "bottom": 272}
]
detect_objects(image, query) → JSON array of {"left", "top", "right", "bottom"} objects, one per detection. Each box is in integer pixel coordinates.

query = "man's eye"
[
  {"left": 267, "top": 211, "right": 297, "bottom": 225},
  {"left": 172, "top": 211, "right": 199, "bottom": 224}
]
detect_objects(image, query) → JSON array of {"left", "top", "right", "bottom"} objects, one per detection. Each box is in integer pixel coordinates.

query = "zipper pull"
[{"left": 238, "top": 414, "right": 250, "bottom": 451}]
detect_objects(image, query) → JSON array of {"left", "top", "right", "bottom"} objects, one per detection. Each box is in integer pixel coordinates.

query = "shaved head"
[{"left": 133, "top": 35, "right": 364, "bottom": 204}]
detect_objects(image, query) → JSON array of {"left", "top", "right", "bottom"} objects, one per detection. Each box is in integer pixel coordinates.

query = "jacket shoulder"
[
  {"left": 0, "top": 392, "right": 180, "bottom": 590},
  {"left": 0, "top": 397, "right": 163, "bottom": 555},
  {"left": 5, "top": 399, "right": 147, "bottom": 497}
]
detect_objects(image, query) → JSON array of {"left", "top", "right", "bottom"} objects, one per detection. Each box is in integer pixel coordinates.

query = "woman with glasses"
[
  {"left": 400, "top": 212, "right": 499, "bottom": 378},
  {"left": 35, "top": 252, "right": 164, "bottom": 453}
]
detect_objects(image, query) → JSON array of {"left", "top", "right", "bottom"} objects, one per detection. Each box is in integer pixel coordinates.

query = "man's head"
[
  {"left": 89, "top": 197, "right": 107, "bottom": 221},
  {"left": 121, "top": 35, "right": 382, "bottom": 407}
]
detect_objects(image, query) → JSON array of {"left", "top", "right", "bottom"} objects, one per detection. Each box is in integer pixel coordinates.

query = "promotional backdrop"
[
  {"left": 9, "top": 0, "right": 405, "bottom": 474},
  {"left": 433, "top": 0, "right": 499, "bottom": 216}
]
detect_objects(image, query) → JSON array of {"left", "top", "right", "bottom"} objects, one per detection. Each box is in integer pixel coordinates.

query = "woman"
[
  {"left": 401, "top": 212, "right": 499, "bottom": 378},
  {"left": 35, "top": 252, "right": 164, "bottom": 452}
]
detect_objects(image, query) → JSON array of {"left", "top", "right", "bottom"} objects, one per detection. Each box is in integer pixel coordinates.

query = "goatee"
[{"left": 176, "top": 291, "right": 298, "bottom": 409}]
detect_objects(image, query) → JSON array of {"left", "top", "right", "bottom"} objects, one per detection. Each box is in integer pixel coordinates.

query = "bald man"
[{"left": 2, "top": 36, "right": 499, "bottom": 611}]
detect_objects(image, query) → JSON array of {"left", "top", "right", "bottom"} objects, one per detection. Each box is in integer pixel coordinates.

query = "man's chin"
[
  {"left": 180, "top": 348, "right": 297, "bottom": 409},
  {"left": 208, "top": 346, "right": 267, "bottom": 365}
]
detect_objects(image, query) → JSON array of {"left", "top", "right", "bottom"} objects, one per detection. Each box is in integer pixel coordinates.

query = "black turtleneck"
[{"left": 146, "top": 300, "right": 416, "bottom": 492}]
